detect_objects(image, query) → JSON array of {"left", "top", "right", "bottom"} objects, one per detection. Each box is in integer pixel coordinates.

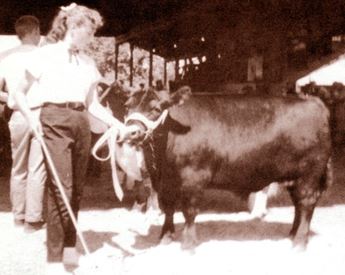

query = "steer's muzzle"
[
  {"left": 121, "top": 123, "right": 146, "bottom": 144},
  {"left": 124, "top": 110, "right": 169, "bottom": 144}
]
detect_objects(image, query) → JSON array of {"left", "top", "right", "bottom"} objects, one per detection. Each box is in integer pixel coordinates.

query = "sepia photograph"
[{"left": 1, "top": 1, "right": 345, "bottom": 274}]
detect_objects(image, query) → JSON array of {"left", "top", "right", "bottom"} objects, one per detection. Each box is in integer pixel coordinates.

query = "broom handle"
[{"left": 36, "top": 133, "right": 91, "bottom": 256}]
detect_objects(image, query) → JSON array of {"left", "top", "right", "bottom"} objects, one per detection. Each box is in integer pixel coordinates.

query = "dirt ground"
[{"left": 1, "top": 146, "right": 345, "bottom": 275}]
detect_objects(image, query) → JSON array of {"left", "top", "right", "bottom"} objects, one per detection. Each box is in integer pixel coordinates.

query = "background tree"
[{"left": 86, "top": 37, "right": 173, "bottom": 88}]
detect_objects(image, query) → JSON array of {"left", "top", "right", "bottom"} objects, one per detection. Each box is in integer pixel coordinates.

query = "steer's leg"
[
  {"left": 248, "top": 187, "right": 269, "bottom": 218},
  {"left": 287, "top": 176, "right": 322, "bottom": 250},
  {"left": 181, "top": 186, "right": 202, "bottom": 249},
  {"left": 159, "top": 177, "right": 179, "bottom": 243},
  {"left": 292, "top": 203, "right": 316, "bottom": 250},
  {"left": 287, "top": 185, "right": 301, "bottom": 237},
  {"left": 160, "top": 209, "right": 175, "bottom": 244}
]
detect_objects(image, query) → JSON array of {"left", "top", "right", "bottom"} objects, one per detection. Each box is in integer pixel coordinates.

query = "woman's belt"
[{"left": 42, "top": 102, "right": 85, "bottom": 111}]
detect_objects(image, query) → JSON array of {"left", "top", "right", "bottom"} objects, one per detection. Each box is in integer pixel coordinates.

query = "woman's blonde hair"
[{"left": 46, "top": 3, "right": 103, "bottom": 43}]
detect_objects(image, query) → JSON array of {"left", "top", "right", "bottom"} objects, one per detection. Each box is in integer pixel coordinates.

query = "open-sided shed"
[{"left": 1, "top": 0, "right": 345, "bottom": 90}]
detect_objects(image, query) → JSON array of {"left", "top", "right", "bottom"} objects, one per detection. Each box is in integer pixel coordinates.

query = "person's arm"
[
  {"left": 0, "top": 76, "right": 8, "bottom": 103},
  {"left": 86, "top": 84, "right": 139, "bottom": 141},
  {"left": 14, "top": 70, "right": 43, "bottom": 136},
  {"left": 0, "top": 92, "right": 8, "bottom": 103},
  {"left": 99, "top": 85, "right": 115, "bottom": 103},
  {"left": 87, "top": 83, "right": 125, "bottom": 129}
]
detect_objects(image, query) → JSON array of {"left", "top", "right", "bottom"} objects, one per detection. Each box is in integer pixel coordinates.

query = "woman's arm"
[
  {"left": 86, "top": 84, "right": 125, "bottom": 129},
  {"left": 86, "top": 84, "right": 140, "bottom": 141}
]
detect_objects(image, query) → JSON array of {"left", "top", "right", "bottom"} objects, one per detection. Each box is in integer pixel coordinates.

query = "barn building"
[
  {"left": 1, "top": 0, "right": 345, "bottom": 146},
  {"left": 1, "top": 0, "right": 345, "bottom": 92}
]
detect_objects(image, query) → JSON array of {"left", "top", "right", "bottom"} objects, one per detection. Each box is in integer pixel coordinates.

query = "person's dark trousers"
[
  {"left": 40, "top": 104, "right": 91, "bottom": 262},
  {"left": 86, "top": 133, "right": 102, "bottom": 177}
]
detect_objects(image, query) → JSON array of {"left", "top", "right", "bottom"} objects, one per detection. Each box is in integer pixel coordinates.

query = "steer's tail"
[{"left": 321, "top": 157, "right": 333, "bottom": 191}]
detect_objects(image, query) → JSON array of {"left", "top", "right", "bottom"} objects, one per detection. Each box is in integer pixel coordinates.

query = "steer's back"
[{"left": 166, "top": 94, "right": 331, "bottom": 195}]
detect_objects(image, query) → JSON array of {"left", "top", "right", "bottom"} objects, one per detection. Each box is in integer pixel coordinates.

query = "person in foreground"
[
  {"left": 0, "top": 15, "right": 47, "bottom": 232},
  {"left": 14, "top": 3, "right": 137, "bottom": 274}
]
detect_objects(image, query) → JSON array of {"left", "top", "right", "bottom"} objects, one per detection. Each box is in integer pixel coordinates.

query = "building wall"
[
  {"left": 207, "top": 16, "right": 335, "bottom": 96},
  {"left": 210, "top": 22, "right": 286, "bottom": 94}
]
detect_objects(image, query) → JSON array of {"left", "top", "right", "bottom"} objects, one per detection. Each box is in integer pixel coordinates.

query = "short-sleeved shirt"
[
  {"left": 0, "top": 44, "right": 37, "bottom": 109},
  {"left": 23, "top": 41, "right": 101, "bottom": 107},
  {"left": 0, "top": 44, "right": 33, "bottom": 62}
]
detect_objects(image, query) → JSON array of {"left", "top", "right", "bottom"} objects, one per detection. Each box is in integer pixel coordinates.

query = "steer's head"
[{"left": 124, "top": 85, "right": 192, "bottom": 143}]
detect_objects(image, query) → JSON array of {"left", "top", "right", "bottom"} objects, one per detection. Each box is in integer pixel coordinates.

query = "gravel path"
[{"left": 1, "top": 148, "right": 345, "bottom": 275}]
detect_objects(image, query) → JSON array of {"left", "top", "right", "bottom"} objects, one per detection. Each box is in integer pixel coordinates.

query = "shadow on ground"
[
  {"left": 131, "top": 219, "right": 307, "bottom": 251},
  {"left": 78, "top": 218, "right": 298, "bottom": 254}
]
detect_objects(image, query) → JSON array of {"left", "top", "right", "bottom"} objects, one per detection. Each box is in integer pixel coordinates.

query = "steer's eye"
[
  {"left": 160, "top": 101, "right": 170, "bottom": 110},
  {"left": 149, "top": 100, "right": 161, "bottom": 113},
  {"left": 153, "top": 106, "right": 161, "bottom": 113},
  {"left": 131, "top": 129, "right": 139, "bottom": 137}
]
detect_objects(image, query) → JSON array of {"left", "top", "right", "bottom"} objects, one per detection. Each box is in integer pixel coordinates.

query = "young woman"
[{"left": 14, "top": 3, "right": 136, "bottom": 274}]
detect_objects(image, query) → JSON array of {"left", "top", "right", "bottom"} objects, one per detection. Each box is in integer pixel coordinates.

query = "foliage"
[
  {"left": 85, "top": 37, "right": 116, "bottom": 83},
  {"left": 86, "top": 37, "right": 173, "bottom": 87}
]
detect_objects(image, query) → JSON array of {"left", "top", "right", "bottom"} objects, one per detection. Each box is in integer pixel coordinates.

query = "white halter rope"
[
  {"left": 91, "top": 126, "right": 124, "bottom": 201},
  {"left": 91, "top": 110, "right": 168, "bottom": 201},
  {"left": 125, "top": 109, "right": 169, "bottom": 133}
]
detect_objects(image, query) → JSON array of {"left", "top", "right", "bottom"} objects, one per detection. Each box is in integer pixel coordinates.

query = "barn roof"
[{"left": 1, "top": 0, "right": 345, "bottom": 59}]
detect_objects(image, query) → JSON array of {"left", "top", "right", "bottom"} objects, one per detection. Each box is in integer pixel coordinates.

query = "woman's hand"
[{"left": 28, "top": 113, "right": 44, "bottom": 138}]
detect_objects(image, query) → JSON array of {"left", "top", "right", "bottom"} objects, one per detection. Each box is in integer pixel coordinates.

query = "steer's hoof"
[
  {"left": 181, "top": 225, "right": 198, "bottom": 250},
  {"left": 160, "top": 232, "right": 175, "bottom": 245},
  {"left": 292, "top": 242, "right": 307, "bottom": 252},
  {"left": 250, "top": 210, "right": 267, "bottom": 220},
  {"left": 292, "top": 244, "right": 307, "bottom": 253},
  {"left": 292, "top": 238, "right": 307, "bottom": 252},
  {"left": 181, "top": 239, "right": 198, "bottom": 250}
]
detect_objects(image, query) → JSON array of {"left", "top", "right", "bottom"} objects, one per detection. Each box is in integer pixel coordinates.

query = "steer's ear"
[
  {"left": 110, "top": 80, "right": 132, "bottom": 99},
  {"left": 170, "top": 86, "right": 192, "bottom": 106},
  {"left": 166, "top": 115, "right": 191, "bottom": 134}
]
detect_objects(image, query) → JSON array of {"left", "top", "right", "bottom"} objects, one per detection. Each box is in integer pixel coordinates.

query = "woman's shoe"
[
  {"left": 46, "top": 263, "right": 71, "bottom": 275},
  {"left": 63, "top": 247, "right": 82, "bottom": 266},
  {"left": 24, "top": 220, "right": 46, "bottom": 233}
]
